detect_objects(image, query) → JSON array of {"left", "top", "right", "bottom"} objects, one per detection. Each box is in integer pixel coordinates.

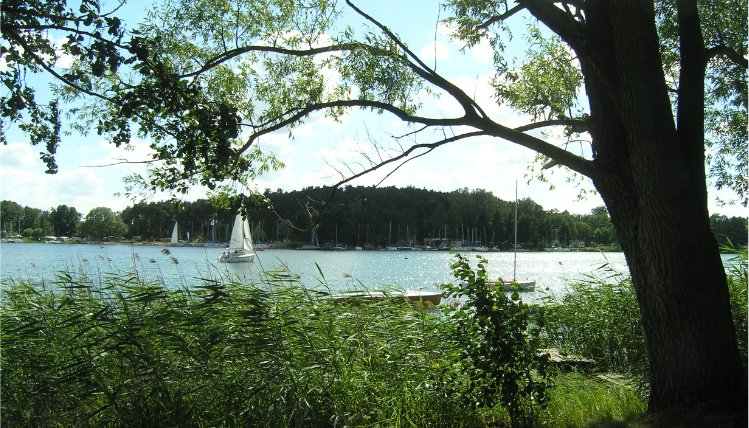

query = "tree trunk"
[
  {"left": 607, "top": 194, "right": 744, "bottom": 413},
  {"left": 551, "top": 0, "right": 746, "bottom": 414}
]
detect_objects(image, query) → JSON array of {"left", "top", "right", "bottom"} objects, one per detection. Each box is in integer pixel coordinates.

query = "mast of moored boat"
[{"left": 514, "top": 180, "right": 518, "bottom": 282}]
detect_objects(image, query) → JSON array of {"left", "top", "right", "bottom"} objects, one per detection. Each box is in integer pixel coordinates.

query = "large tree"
[
  {"left": 50, "top": 204, "right": 82, "bottom": 237},
  {"left": 80, "top": 206, "right": 127, "bottom": 239},
  {"left": 3, "top": 0, "right": 747, "bottom": 416}
]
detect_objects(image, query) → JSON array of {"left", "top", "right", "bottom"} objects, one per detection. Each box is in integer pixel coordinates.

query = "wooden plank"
[{"left": 539, "top": 348, "right": 595, "bottom": 372}]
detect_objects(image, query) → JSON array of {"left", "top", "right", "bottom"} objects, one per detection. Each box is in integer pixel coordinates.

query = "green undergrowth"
[
  {"left": 17, "top": 251, "right": 746, "bottom": 427},
  {"left": 537, "top": 247, "right": 748, "bottom": 398}
]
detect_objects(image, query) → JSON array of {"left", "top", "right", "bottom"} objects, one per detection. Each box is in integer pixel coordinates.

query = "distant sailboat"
[
  {"left": 170, "top": 222, "right": 184, "bottom": 247},
  {"left": 331, "top": 225, "right": 347, "bottom": 251},
  {"left": 218, "top": 215, "right": 255, "bottom": 263}
]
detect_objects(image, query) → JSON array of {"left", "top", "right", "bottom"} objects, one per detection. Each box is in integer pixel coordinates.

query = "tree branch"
[
  {"left": 477, "top": 4, "right": 526, "bottom": 31},
  {"left": 345, "top": 0, "right": 489, "bottom": 121},
  {"left": 236, "top": 99, "right": 473, "bottom": 157},
  {"left": 518, "top": 0, "right": 585, "bottom": 50},
  {"left": 513, "top": 117, "right": 589, "bottom": 133},
  {"left": 3, "top": 30, "right": 113, "bottom": 103},
  {"left": 705, "top": 45, "right": 749, "bottom": 69},
  {"left": 331, "top": 131, "right": 487, "bottom": 189},
  {"left": 476, "top": 117, "right": 594, "bottom": 177}
]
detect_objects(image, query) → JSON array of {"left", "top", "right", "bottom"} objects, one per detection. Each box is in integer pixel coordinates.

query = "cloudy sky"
[{"left": 1, "top": 1, "right": 744, "bottom": 218}]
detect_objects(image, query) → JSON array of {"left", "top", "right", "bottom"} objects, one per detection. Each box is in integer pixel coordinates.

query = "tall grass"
[
  {"left": 3, "top": 264, "right": 481, "bottom": 427},
  {"left": 2, "top": 257, "right": 656, "bottom": 427},
  {"left": 537, "top": 259, "right": 648, "bottom": 382},
  {"left": 537, "top": 248, "right": 749, "bottom": 393},
  {"left": 724, "top": 245, "right": 748, "bottom": 368}
]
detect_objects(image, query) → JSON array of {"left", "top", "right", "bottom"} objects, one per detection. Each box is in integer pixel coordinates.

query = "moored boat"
[
  {"left": 170, "top": 222, "right": 184, "bottom": 247},
  {"left": 494, "top": 280, "right": 536, "bottom": 292}
]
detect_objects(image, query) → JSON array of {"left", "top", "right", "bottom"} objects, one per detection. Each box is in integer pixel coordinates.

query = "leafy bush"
[{"left": 440, "top": 253, "right": 552, "bottom": 427}]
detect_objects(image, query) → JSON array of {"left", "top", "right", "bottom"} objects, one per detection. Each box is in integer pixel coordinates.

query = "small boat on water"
[
  {"left": 494, "top": 280, "right": 536, "bottom": 292},
  {"left": 328, "top": 290, "right": 442, "bottom": 306},
  {"left": 464, "top": 182, "right": 536, "bottom": 293},
  {"left": 297, "top": 228, "right": 321, "bottom": 250},
  {"left": 218, "top": 215, "right": 255, "bottom": 263}
]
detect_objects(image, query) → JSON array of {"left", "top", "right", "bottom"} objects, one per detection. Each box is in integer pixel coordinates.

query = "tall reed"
[
  {"left": 2, "top": 264, "right": 476, "bottom": 427},
  {"left": 3, "top": 255, "right": 660, "bottom": 427},
  {"left": 537, "top": 258, "right": 648, "bottom": 381},
  {"left": 537, "top": 248, "right": 749, "bottom": 391}
]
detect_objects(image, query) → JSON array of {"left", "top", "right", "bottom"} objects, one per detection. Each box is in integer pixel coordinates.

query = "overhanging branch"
[
  {"left": 514, "top": 117, "right": 589, "bottom": 133},
  {"left": 235, "top": 99, "right": 473, "bottom": 157},
  {"left": 477, "top": 4, "right": 526, "bottom": 30},
  {"left": 477, "top": 117, "right": 594, "bottom": 177},
  {"left": 332, "top": 131, "right": 487, "bottom": 189},
  {"left": 705, "top": 45, "right": 749, "bottom": 69}
]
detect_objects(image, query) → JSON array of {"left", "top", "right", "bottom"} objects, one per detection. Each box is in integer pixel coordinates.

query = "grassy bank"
[{"left": 3, "top": 250, "right": 745, "bottom": 427}]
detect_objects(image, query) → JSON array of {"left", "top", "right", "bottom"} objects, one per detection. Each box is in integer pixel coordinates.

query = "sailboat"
[
  {"left": 331, "top": 225, "right": 347, "bottom": 251},
  {"left": 218, "top": 215, "right": 255, "bottom": 263},
  {"left": 491, "top": 181, "right": 536, "bottom": 292},
  {"left": 170, "top": 221, "right": 184, "bottom": 246}
]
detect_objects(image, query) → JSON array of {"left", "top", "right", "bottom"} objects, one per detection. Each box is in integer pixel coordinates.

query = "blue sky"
[{"left": 1, "top": 0, "right": 745, "bottom": 218}]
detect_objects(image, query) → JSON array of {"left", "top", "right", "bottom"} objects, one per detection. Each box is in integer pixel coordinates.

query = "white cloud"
[
  {"left": 419, "top": 41, "right": 450, "bottom": 62},
  {"left": 259, "top": 132, "right": 296, "bottom": 158},
  {"left": 0, "top": 142, "right": 38, "bottom": 167},
  {"left": 472, "top": 37, "right": 494, "bottom": 64},
  {"left": 0, "top": 164, "right": 110, "bottom": 214},
  {"left": 436, "top": 21, "right": 455, "bottom": 37}
]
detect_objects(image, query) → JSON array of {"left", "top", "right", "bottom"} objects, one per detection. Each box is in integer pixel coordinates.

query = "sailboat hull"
[
  {"left": 495, "top": 280, "right": 536, "bottom": 292},
  {"left": 219, "top": 252, "right": 254, "bottom": 263}
]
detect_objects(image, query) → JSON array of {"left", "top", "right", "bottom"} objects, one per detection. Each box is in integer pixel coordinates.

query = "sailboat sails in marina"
[{"left": 218, "top": 215, "right": 255, "bottom": 263}]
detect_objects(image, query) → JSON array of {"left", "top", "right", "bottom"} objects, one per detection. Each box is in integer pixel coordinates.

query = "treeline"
[{"left": 2, "top": 186, "right": 747, "bottom": 249}]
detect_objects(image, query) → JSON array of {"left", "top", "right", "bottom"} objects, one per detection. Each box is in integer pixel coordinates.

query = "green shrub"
[{"left": 440, "top": 253, "right": 552, "bottom": 427}]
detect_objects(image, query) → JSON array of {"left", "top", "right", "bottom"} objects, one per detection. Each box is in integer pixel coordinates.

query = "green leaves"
[
  {"left": 493, "top": 25, "right": 583, "bottom": 122},
  {"left": 441, "top": 252, "right": 552, "bottom": 426}
]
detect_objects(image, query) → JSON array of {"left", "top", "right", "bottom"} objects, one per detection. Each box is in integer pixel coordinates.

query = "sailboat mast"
[{"left": 514, "top": 180, "right": 518, "bottom": 282}]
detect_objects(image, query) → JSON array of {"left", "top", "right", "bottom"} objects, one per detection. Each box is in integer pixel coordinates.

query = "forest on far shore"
[{"left": 2, "top": 186, "right": 747, "bottom": 250}]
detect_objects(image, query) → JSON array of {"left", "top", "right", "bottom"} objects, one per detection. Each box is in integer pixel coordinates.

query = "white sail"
[
  {"left": 170, "top": 222, "right": 179, "bottom": 245},
  {"left": 220, "top": 215, "right": 254, "bottom": 263},
  {"left": 228, "top": 215, "right": 254, "bottom": 252}
]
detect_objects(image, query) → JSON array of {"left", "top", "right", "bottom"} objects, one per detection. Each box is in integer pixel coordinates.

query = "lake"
[{"left": 0, "top": 243, "right": 636, "bottom": 303}]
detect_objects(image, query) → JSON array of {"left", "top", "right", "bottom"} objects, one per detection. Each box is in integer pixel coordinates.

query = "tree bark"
[{"left": 528, "top": 0, "right": 747, "bottom": 414}]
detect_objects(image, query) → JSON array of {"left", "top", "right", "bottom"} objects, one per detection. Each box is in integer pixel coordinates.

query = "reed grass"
[
  {"left": 0, "top": 254, "right": 682, "bottom": 427},
  {"left": 537, "top": 258, "right": 649, "bottom": 385}
]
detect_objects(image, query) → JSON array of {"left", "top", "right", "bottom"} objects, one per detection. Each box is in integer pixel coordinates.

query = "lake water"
[{"left": 0, "top": 243, "right": 636, "bottom": 303}]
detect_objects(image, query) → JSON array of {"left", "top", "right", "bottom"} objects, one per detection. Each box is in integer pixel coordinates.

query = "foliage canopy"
[{"left": 4, "top": 0, "right": 745, "bottom": 207}]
